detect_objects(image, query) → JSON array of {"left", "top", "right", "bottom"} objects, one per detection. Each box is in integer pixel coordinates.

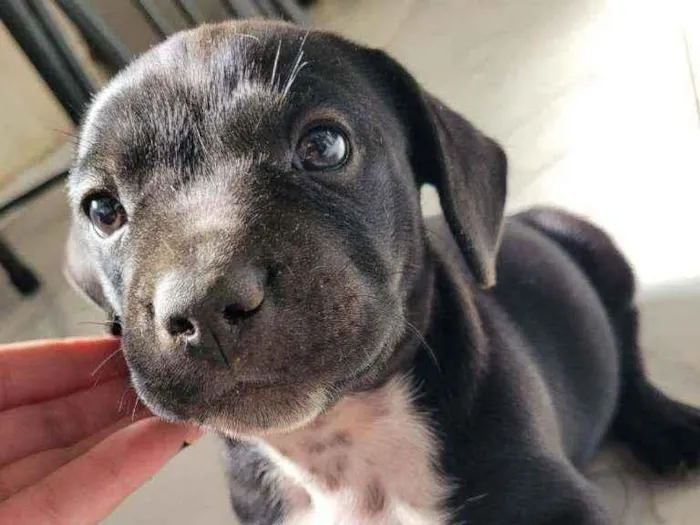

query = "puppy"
[{"left": 65, "top": 20, "right": 700, "bottom": 525}]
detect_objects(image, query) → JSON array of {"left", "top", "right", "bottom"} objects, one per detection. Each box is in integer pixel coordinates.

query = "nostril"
[
  {"left": 222, "top": 299, "right": 263, "bottom": 325},
  {"left": 167, "top": 316, "right": 197, "bottom": 337}
]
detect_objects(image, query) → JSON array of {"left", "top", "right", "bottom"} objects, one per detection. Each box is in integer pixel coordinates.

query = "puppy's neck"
[{"left": 255, "top": 375, "right": 449, "bottom": 525}]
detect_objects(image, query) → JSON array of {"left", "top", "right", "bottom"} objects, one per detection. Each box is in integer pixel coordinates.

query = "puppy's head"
[{"left": 66, "top": 21, "right": 506, "bottom": 435}]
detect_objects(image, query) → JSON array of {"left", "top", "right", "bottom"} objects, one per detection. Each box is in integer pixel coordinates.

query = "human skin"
[{"left": 0, "top": 336, "right": 201, "bottom": 524}]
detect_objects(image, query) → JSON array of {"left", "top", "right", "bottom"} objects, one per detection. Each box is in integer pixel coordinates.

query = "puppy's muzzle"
[{"left": 152, "top": 265, "right": 265, "bottom": 366}]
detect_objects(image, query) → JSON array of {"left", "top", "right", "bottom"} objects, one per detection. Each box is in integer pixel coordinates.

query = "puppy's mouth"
[
  {"left": 127, "top": 357, "right": 368, "bottom": 436},
  {"left": 122, "top": 309, "right": 400, "bottom": 436},
  {"left": 129, "top": 366, "right": 310, "bottom": 426}
]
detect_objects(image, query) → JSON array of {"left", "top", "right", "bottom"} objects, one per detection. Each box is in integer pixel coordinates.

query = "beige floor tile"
[
  {"left": 387, "top": 0, "right": 610, "bottom": 194},
  {"left": 499, "top": 0, "right": 700, "bottom": 287}
]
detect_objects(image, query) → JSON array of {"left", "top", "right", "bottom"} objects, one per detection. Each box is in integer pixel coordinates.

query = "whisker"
[
  {"left": 118, "top": 386, "right": 134, "bottom": 414},
  {"left": 282, "top": 30, "right": 310, "bottom": 97},
  {"left": 333, "top": 288, "right": 442, "bottom": 373},
  {"left": 233, "top": 33, "right": 260, "bottom": 42},
  {"left": 76, "top": 319, "right": 125, "bottom": 329},
  {"left": 401, "top": 317, "right": 441, "bottom": 371},
  {"left": 91, "top": 345, "right": 124, "bottom": 377},
  {"left": 52, "top": 128, "right": 78, "bottom": 138},
  {"left": 76, "top": 320, "right": 116, "bottom": 327},
  {"left": 270, "top": 39, "right": 282, "bottom": 89},
  {"left": 77, "top": 317, "right": 126, "bottom": 337},
  {"left": 131, "top": 395, "right": 142, "bottom": 420},
  {"left": 284, "top": 61, "right": 308, "bottom": 97}
]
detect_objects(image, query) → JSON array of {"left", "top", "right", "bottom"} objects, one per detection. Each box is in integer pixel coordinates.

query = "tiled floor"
[{"left": 1, "top": 0, "right": 699, "bottom": 523}]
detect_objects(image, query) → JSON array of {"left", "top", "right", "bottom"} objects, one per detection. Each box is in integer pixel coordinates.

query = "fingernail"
[{"left": 182, "top": 425, "right": 203, "bottom": 447}]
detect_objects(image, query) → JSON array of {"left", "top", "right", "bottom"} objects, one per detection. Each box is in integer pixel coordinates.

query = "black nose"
[{"left": 153, "top": 267, "right": 265, "bottom": 365}]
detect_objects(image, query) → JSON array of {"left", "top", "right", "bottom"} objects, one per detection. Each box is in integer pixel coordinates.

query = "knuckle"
[{"left": 39, "top": 401, "right": 81, "bottom": 448}]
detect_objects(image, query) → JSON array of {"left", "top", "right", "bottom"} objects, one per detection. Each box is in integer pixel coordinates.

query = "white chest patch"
[{"left": 256, "top": 376, "right": 450, "bottom": 525}]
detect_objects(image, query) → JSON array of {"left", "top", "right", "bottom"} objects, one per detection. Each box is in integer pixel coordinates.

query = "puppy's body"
[
  {"left": 66, "top": 21, "right": 700, "bottom": 525},
  {"left": 223, "top": 211, "right": 624, "bottom": 525}
]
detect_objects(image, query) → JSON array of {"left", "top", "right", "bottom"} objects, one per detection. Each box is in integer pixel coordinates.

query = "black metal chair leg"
[
  {"left": 273, "top": 0, "right": 309, "bottom": 25},
  {"left": 0, "top": 238, "right": 41, "bottom": 296}
]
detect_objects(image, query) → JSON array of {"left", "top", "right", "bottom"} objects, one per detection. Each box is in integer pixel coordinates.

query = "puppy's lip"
[{"left": 232, "top": 374, "right": 288, "bottom": 388}]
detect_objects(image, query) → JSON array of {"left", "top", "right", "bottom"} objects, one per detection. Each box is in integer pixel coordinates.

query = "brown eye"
[
  {"left": 86, "top": 195, "right": 127, "bottom": 237},
  {"left": 295, "top": 125, "right": 349, "bottom": 171}
]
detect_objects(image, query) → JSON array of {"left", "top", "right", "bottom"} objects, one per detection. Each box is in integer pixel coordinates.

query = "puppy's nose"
[{"left": 153, "top": 267, "right": 265, "bottom": 364}]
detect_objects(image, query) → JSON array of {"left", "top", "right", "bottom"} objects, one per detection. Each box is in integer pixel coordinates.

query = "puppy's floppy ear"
[
  {"left": 64, "top": 225, "right": 107, "bottom": 308},
  {"left": 364, "top": 49, "right": 507, "bottom": 288}
]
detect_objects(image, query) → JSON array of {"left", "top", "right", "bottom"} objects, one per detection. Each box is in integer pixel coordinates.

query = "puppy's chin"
[
  {"left": 205, "top": 388, "right": 331, "bottom": 438},
  {"left": 128, "top": 342, "right": 394, "bottom": 437},
  {"left": 131, "top": 372, "right": 325, "bottom": 432}
]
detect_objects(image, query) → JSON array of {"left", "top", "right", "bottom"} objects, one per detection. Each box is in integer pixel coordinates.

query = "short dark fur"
[{"left": 66, "top": 21, "right": 700, "bottom": 524}]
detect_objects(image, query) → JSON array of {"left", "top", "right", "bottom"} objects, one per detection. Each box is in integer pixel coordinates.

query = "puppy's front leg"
[
  {"left": 459, "top": 454, "right": 612, "bottom": 525},
  {"left": 222, "top": 439, "right": 284, "bottom": 525}
]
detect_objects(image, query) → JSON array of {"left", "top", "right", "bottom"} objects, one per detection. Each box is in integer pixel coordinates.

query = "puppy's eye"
[
  {"left": 295, "top": 125, "right": 349, "bottom": 171},
  {"left": 85, "top": 195, "right": 127, "bottom": 237}
]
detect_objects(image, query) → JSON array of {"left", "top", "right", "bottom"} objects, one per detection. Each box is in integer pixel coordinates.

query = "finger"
[
  {"left": 0, "top": 412, "right": 150, "bottom": 502},
  {"left": 0, "top": 377, "right": 140, "bottom": 467},
  {"left": 0, "top": 336, "right": 127, "bottom": 412},
  {"left": 0, "top": 418, "right": 202, "bottom": 525}
]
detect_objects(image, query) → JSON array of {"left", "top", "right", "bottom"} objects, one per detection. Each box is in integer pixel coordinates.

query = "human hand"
[{"left": 0, "top": 336, "right": 201, "bottom": 524}]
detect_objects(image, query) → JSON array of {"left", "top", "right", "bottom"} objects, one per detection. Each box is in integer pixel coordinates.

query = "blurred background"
[{"left": 0, "top": 0, "right": 698, "bottom": 523}]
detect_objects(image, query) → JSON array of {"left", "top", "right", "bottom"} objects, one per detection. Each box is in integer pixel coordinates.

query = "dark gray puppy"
[{"left": 66, "top": 20, "right": 700, "bottom": 525}]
